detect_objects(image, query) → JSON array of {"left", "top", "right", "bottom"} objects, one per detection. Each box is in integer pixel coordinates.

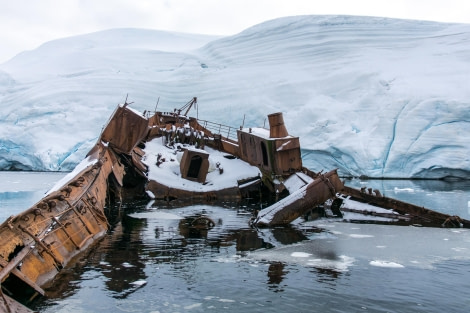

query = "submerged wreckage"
[{"left": 1, "top": 97, "right": 469, "bottom": 312}]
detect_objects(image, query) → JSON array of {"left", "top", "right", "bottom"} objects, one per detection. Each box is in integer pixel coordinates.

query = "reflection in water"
[
  {"left": 4, "top": 176, "right": 465, "bottom": 313},
  {"left": 313, "top": 264, "right": 342, "bottom": 281},
  {"left": 267, "top": 262, "right": 288, "bottom": 288},
  {"left": 99, "top": 215, "right": 148, "bottom": 298},
  {"left": 40, "top": 211, "right": 150, "bottom": 302},
  {"left": 411, "top": 179, "right": 470, "bottom": 192},
  {"left": 20, "top": 188, "right": 470, "bottom": 313},
  {"left": 36, "top": 198, "right": 318, "bottom": 307},
  {"left": 344, "top": 178, "right": 470, "bottom": 220}
]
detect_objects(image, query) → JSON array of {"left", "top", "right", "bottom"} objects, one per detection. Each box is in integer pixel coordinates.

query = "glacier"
[{"left": 0, "top": 15, "right": 469, "bottom": 179}]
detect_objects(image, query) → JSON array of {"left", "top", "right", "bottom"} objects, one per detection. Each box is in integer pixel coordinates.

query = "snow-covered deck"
[{"left": 142, "top": 137, "right": 261, "bottom": 198}]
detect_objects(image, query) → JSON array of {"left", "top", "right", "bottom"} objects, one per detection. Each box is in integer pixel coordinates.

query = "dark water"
[{"left": 1, "top": 172, "right": 470, "bottom": 313}]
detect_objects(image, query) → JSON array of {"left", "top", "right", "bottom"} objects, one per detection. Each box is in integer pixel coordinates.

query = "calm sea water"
[{"left": 1, "top": 172, "right": 470, "bottom": 313}]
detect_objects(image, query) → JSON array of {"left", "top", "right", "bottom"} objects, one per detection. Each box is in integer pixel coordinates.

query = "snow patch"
[{"left": 46, "top": 155, "right": 97, "bottom": 194}]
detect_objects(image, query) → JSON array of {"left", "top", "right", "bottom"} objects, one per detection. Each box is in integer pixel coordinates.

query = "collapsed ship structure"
[{"left": 1, "top": 97, "right": 469, "bottom": 312}]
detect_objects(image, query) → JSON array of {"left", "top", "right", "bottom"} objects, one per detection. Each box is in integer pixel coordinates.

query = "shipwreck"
[{"left": 1, "top": 97, "right": 469, "bottom": 312}]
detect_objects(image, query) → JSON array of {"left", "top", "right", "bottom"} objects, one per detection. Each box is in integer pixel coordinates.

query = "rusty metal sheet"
[
  {"left": 274, "top": 137, "right": 300, "bottom": 151},
  {"left": 0, "top": 143, "right": 117, "bottom": 307},
  {"left": 341, "top": 185, "right": 470, "bottom": 227},
  {"left": 108, "top": 148, "right": 125, "bottom": 186},
  {"left": 100, "top": 105, "right": 149, "bottom": 154},
  {"left": 254, "top": 169, "right": 344, "bottom": 226}
]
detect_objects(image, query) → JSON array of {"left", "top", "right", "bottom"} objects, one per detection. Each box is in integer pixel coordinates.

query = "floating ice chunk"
[
  {"left": 349, "top": 234, "right": 374, "bottom": 238},
  {"left": 204, "top": 296, "right": 216, "bottom": 300},
  {"left": 213, "top": 255, "right": 242, "bottom": 263},
  {"left": 131, "top": 280, "right": 147, "bottom": 286},
  {"left": 291, "top": 252, "right": 312, "bottom": 258},
  {"left": 184, "top": 303, "right": 202, "bottom": 309},
  {"left": 394, "top": 187, "right": 414, "bottom": 193},
  {"left": 306, "top": 255, "right": 355, "bottom": 272},
  {"left": 128, "top": 211, "right": 182, "bottom": 220},
  {"left": 370, "top": 260, "right": 404, "bottom": 268}
]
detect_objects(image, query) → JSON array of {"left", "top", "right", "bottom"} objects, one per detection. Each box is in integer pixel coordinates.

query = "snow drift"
[{"left": 0, "top": 15, "right": 469, "bottom": 179}]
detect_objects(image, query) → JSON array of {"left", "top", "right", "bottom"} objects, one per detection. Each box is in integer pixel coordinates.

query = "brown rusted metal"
[
  {"left": 1, "top": 291, "right": 35, "bottom": 313},
  {"left": 179, "top": 149, "right": 210, "bottom": 183},
  {"left": 341, "top": 185, "right": 470, "bottom": 227},
  {"left": 237, "top": 126, "right": 302, "bottom": 177},
  {"left": 100, "top": 104, "right": 149, "bottom": 154},
  {"left": 146, "top": 179, "right": 242, "bottom": 201},
  {"left": 0, "top": 105, "right": 143, "bottom": 310},
  {"left": 267, "top": 112, "right": 289, "bottom": 138},
  {"left": 0, "top": 258, "right": 45, "bottom": 297},
  {"left": 254, "top": 169, "right": 344, "bottom": 226}
]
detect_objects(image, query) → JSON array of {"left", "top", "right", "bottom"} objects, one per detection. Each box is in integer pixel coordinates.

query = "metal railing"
[{"left": 196, "top": 119, "right": 238, "bottom": 142}]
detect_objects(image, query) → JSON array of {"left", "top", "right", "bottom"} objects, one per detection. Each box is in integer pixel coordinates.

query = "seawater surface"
[{"left": 1, "top": 172, "right": 470, "bottom": 313}]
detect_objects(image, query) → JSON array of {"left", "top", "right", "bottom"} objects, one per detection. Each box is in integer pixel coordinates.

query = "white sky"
[{"left": 1, "top": 0, "right": 470, "bottom": 64}]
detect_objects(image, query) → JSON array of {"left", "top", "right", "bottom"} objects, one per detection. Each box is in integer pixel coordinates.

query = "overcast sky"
[{"left": 1, "top": 0, "right": 470, "bottom": 64}]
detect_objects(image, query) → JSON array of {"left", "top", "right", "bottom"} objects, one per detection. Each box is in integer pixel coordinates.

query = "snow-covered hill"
[{"left": 1, "top": 16, "right": 469, "bottom": 179}]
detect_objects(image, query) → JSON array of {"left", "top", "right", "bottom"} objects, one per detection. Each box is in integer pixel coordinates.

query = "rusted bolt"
[
  {"left": 90, "top": 197, "right": 97, "bottom": 205},
  {"left": 48, "top": 200, "right": 56, "bottom": 210}
]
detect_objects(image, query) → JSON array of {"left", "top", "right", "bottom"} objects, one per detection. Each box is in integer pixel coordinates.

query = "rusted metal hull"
[
  {"left": 0, "top": 144, "right": 123, "bottom": 310},
  {"left": 146, "top": 179, "right": 242, "bottom": 201}
]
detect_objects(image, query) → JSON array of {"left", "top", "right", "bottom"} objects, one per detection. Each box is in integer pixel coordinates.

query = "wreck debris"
[
  {"left": 0, "top": 103, "right": 146, "bottom": 311},
  {"left": 1, "top": 97, "right": 470, "bottom": 311},
  {"left": 339, "top": 185, "right": 470, "bottom": 228},
  {"left": 0, "top": 150, "right": 119, "bottom": 308},
  {"left": 252, "top": 170, "right": 344, "bottom": 226},
  {"left": 179, "top": 149, "right": 210, "bottom": 183},
  {"left": 1, "top": 290, "right": 35, "bottom": 313}
]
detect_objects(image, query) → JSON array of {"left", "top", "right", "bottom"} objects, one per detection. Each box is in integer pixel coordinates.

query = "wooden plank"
[
  {"left": 0, "top": 292, "right": 35, "bottom": 313},
  {"left": 0, "top": 246, "right": 33, "bottom": 283},
  {"left": 0, "top": 258, "right": 44, "bottom": 297}
]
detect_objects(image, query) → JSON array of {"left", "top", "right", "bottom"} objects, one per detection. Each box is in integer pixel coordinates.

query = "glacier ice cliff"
[{"left": 0, "top": 16, "right": 469, "bottom": 179}]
